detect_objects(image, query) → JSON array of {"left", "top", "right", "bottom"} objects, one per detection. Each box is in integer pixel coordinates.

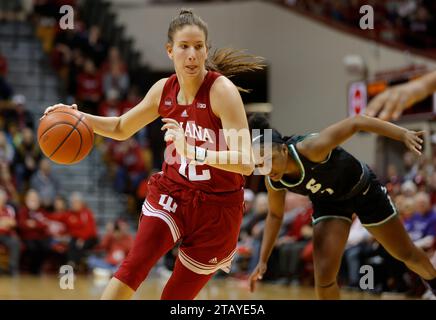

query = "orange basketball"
[{"left": 37, "top": 107, "right": 94, "bottom": 165}]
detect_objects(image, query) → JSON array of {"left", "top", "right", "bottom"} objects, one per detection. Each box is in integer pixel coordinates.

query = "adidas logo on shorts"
[{"left": 208, "top": 257, "right": 218, "bottom": 264}]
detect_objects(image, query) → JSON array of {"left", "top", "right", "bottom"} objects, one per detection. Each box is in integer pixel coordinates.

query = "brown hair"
[{"left": 167, "top": 9, "right": 265, "bottom": 92}]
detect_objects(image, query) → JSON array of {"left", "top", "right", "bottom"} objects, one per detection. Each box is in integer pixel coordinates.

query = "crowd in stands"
[
  {"left": 284, "top": 0, "right": 436, "bottom": 49},
  {"left": 0, "top": 1, "right": 135, "bottom": 278},
  {"left": 35, "top": 0, "right": 157, "bottom": 214}
]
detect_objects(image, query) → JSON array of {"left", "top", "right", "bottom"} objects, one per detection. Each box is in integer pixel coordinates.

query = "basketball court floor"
[{"left": 0, "top": 274, "right": 408, "bottom": 300}]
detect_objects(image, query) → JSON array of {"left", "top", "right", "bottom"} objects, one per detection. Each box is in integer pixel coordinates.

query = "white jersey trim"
[
  {"left": 142, "top": 200, "right": 181, "bottom": 242},
  {"left": 178, "top": 248, "right": 237, "bottom": 275}
]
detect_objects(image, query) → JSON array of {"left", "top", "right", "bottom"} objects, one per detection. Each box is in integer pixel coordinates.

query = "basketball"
[{"left": 37, "top": 107, "right": 94, "bottom": 165}]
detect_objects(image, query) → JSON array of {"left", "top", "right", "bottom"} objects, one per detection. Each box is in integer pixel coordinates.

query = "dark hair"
[
  {"left": 167, "top": 9, "right": 265, "bottom": 92},
  {"left": 248, "top": 113, "right": 291, "bottom": 145}
]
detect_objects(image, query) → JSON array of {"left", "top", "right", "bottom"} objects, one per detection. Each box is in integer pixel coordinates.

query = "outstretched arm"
[
  {"left": 249, "top": 179, "right": 286, "bottom": 292},
  {"left": 366, "top": 70, "right": 436, "bottom": 121},
  {"left": 298, "top": 114, "right": 424, "bottom": 163},
  {"left": 42, "top": 78, "right": 166, "bottom": 140}
]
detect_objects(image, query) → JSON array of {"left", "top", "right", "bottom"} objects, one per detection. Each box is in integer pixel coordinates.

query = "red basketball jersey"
[{"left": 158, "top": 71, "right": 244, "bottom": 193}]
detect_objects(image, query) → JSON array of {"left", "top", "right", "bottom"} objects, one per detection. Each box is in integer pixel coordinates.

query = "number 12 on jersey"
[{"left": 178, "top": 156, "right": 211, "bottom": 181}]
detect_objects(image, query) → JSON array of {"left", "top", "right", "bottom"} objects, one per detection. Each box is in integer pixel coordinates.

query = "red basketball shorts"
[{"left": 118, "top": 172, "right": 244, "bottom": 287}]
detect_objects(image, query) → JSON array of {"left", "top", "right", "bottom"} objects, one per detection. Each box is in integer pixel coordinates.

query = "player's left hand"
[
  {"left": 403, "top": 130, "right": 425, "bottom": 156},
  {"left": 161, "top": 118, "right": 193, "bottom": 159}
]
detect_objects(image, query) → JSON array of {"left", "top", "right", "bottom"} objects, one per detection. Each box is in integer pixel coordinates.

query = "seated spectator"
[
  {"left": 98, "top": 89, "right": 123, "bottom": 117},
  {"left": 406, "top": 192, "right": 436, "bottom": 250},
  {"left": 45, "top": 195, "right": 70, "bottom": 257},
  {"left": 11, "top": 94, "right": 34, "bottom": 130},
  {"left": 17, "top": 189, "right": 50, "bottom": 274},
  {"left": 0, "top": 50, "right": 7, "bottom": 77},
  {"left": 342, "top": 216, "right": 372, "bottom": 288},
  {"left": 0, "top": 131, "right": 15, "bottom": 166},
  {"left": 76, "top": 58, "right": 103, "bottom": 114},
  {"left": 100, "top": 47, "right": 127, "bottom": 77},
  {"left": 65, "top": 192, "right": 98, "bottom": 269},
  {"left": 30, "top": 158, "right": 60, "bottom": 210},
  {"left": 119, "top": 86, "right": 142, "bottom": 114},
  {"left": 87, "top": 219, "right": 133, "bottom": 275},
  {"left": 0, "top": 188, "right": 20, "bottom": 276},
  {"left": 0, "top": 161, "right": 18, "bottom": 204},
  {"left": 106, "top": 138, "right": 147, "bottom": 195},
  {"left": 275, "top": 197, "right": 313, "bottom": 283},
  {"left": 81, "top": 25, "right": 107, "bottom": 68},
  {"left": 13, "top": 127, "right": 41, "bottom": 192},
  {"left": 103, "top": 62, "right": 129, "bottom": 99},
  {"left": 0, "top": 52, "right": 12, "bottom": 101},
  {"left": 245, "top": 193, "right": 269, "bottom": 273}
]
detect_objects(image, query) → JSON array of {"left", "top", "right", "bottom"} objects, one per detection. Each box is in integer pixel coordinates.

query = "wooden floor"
[{"left": 0, "top": 274, "right": 409, "bottom": 300}]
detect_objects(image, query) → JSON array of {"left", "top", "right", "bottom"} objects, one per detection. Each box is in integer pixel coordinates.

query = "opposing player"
[
  {"left": 42, "top": 9, "right": 264, "bottom": 299},
  {"left": 248, "top": 114, "right": 436, "bottom": 299}
]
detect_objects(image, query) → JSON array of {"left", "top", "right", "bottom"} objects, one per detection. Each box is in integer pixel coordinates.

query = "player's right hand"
[
  {"left": 40, "top": 103, "right": 78, "bottom": 120},
  {"left": 248, "top": 261, "right": 267, "bottom": 293},
  {"left": 365, "top": 82, "right": 422, "bottom": 121}
]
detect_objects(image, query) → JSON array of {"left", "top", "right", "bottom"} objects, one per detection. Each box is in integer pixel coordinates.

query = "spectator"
[
  {"left": 30, "top": 158, "right": 60, "bottom": 210},
  {"left": 0, "top": 50, "right": 7, "bottom": 77},
  {"left": 82, "top": 25, "right": 107, "bottom": 67},
  {"left": 65, "top": 192, "right": 98, "bottom": 269},
  {"left": 401, "top": 180, "right": 418, "bottom": 198},
  {"left": 103, "top": 62, "right": 130, "bottom": 99},
  {"left": 45, "top": 195, "right": 70, "bottom": 258},
  {"left": 0, "top": 131, "right": 15, "bottom": 166},
  {"left": 17, "top": 189, "right": 50, "bottom": 274},
  {"left": 275, "top": 197, "right": 313, "bottom": 283},
  {"left": 0, "top": 162, "right": 18, "bottom": 204},
  {"left": 11, "top": 94, "right": 34, "bottom": 130},
  {"left": 343, "top": 217, "right": 372, "bottom": 288},
  {"left": 245, "top": 193, "right": 269, "bottom": 273},
  {"left": 87, "top": 219, "right": 133, "bottom": 275},
  {"left": 406, "top": 192, "right": 436, "bottom": 250},
  {"left": 106, "top": 138, "right": 146, "bottom": 195},
  {"left": 76, "top": 58, "right": 103, "bottom": 114},
  {"left": 98, "top": 89, "right": 122, "bottom": 117},
  {"left": 14, "top": 127, "right": 41, "bottom": 192},
  {"left": 0, "top": 188, "right": 20, "bottom": 276}
]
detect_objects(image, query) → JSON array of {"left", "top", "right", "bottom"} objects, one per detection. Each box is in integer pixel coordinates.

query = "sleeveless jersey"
[
  {"left": 158, "top": 71, "right": 244, "bottom": 193},
  {"left": 268, "top": 134, "right": 369, "bottom": 201}
]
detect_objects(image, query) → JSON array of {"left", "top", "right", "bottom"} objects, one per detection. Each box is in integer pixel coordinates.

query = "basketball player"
[
  {"left": 366, "top": 69, "right": 436, "bottom": 121},
  {"left": 248, "top": 114, "right": 436, "bottom": 299},
  {"left": 43, "top": 9, "right": 263, "bottom": 299}
]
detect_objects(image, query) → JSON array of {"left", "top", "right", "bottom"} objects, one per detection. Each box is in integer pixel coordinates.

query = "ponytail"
[{"left": 206, "top": 49, "right": 265, "bottom": 92}]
